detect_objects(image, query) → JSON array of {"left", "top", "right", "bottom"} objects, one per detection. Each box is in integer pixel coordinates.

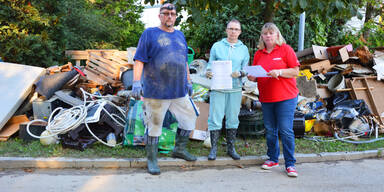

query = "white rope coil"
[{"left": 27, "top": 88, "right": 126, "bottom": 147}]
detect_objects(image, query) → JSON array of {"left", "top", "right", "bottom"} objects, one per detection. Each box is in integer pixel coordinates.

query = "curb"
[{"left": 0, "top": 148, "right": 383, "bottom": 169}]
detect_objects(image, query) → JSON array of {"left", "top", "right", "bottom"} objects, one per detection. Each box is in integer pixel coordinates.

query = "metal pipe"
[{"left": 298, "top": 12, "right": 306, "bottom": 51}]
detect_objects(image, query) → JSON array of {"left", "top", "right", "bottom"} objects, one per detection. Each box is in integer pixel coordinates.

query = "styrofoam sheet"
[{"left": 0, "top": 62, "right": 45, "bottom": 130}]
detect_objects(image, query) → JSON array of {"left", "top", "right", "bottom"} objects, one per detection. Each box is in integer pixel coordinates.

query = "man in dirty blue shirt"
[{"left": 131, "top": 3, "right": 197, "bottom": 175}]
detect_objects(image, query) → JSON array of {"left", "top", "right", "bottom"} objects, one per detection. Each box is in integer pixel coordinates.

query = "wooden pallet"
[
  {"left": 346, "top": 76, "right": 384, "bottom": 125},
  {"left": 66, "top": 49, "right": 135, "bottom": 86}
]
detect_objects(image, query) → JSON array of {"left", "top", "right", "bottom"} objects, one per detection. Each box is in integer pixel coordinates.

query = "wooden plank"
[
  {"left": 89, "top": 53, "right": 121, "bottom": 69},
  {"left": 346, "top": 79, "right": 357, "bottom": 99},
  {"left": 85, "top": 64, "right": 115, "bottom": 82},
  {"left": 300, "top": 60, "right": 333, "bottom": 73},
  {"left": 65, "top": 50, "right": 88, "bottom": 55},
  {"left": 0, "top": 115, "right": 29, "bottom": 141},
  {"left": 113, "top": 51, "right": 130, "bottom": 61},
  {"left": 361, "top": 78, "right": 381, "bottom": 123},
  {"left": 84, "top": 67, "right": 117, "bottom": 84},
  {"left": 87, "top": 61, "right": 120, "bottom": 80},
  {"left": 65, "top": 50, "right": 88, "bottom": 60},
  {"left": 68, "top": 54, "right": 88, "bottom": 60},
  {"left": 88, "top": 58, "right": 117, "bottom": 75},
  {"left": 103, "top": 55, "right": 129, "bottom": 66},
  {"left": 86, "top": 49, "right": 119, "bottom": 52},
  {"left": 88, "top": 53, "right": 130, "bottom": 80},
  {"left": 83, "top": 69, "right": 115, "bottom": 85},
  {"left": 336, "top": 87, "right": 374, "bottom": 92}
]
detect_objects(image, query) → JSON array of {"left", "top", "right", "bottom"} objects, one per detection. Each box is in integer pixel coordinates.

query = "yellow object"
[
  {"left": 305, "top": 119, "right": 316, "bottom": 132},
  {"left": 298, "top": 69, "right": 313, "bottom": 80}
]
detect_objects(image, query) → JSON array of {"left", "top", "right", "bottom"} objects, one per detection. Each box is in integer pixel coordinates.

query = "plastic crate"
[{"left": 238, "top": 109, "right": 264, "bottom": 137}]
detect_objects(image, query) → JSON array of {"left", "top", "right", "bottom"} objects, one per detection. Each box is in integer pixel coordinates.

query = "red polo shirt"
[{"left": 252, "top": 44, "right": 300, "bottom": 103}]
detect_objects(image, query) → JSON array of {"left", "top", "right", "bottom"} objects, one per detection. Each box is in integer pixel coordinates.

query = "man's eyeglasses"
[
  {"left": 160, "top": 12, "right": 177, "bottom": 17},
  {"left": 227, "top": 28, "right": 241, "bottom": 32}
]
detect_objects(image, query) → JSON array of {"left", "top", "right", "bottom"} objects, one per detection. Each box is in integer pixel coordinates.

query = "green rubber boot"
[
  {"left": 226, "top": 129, "right": 241, "bottom": 160},
  {"left": 208, "top": 130, "right": 220, "bottom": 160},
  {"left": 145, "top": 136, "right": 160, "bottom": 175},
  {"left": 172, "top": 129, "right": 197, "bottom": 161}
]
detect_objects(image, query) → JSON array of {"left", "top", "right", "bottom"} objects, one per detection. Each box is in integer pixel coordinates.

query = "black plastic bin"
[{"left": 238, "top": 109, "right": 264, "bottom": 137}]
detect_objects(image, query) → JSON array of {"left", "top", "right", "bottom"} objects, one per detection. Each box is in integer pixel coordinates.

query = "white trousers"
[{"left": 143, "top": 95, "right": 198, "bottom": 137}]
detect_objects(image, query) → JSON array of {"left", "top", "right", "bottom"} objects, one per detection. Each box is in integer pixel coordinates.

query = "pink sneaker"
[
  {"left": 261, "top": 160, "right": 279, "bottom": 170},
  {"left": 286, "top": 166, "right": 298, "bottom": 177}
]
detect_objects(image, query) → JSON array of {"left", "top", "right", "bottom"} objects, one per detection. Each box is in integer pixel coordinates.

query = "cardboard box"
[{"left": 190, "top": 102, "right": 209, "bottom": 140}]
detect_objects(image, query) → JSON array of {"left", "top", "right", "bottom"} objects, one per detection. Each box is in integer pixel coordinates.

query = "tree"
[
  {"left": 362, "top": 0, "right": 383, "bottom": 40},
  {"left": 144, "top": 0, "right": 363, "bottom": 23},
  {"left": 92, "top": 0, "right": 145, "bottom": 49},
  {"left": 0, "top": 0, "right": 61, "bottom": 67},
  {"left": 0, "top": 0, "right": 144, "bottom": 67}
]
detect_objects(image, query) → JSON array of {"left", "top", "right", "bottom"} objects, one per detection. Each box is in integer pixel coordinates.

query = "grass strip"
[{"left": 1, "top": 135, "right": 383, "bottom": 159}]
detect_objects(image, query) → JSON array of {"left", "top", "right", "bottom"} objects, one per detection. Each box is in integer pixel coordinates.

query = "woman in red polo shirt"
[{"left": 247, "top": 22, "right": 300, "bottom": 177}]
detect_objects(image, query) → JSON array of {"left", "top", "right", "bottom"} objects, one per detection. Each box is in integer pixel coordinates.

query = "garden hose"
[{"left": 334, "top": 132, "right": 384, "bottom": 144}]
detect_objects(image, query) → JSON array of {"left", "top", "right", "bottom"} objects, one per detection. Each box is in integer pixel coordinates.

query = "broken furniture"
[{"left": 345, "top": 76, "right": 384, "bottom": 125}]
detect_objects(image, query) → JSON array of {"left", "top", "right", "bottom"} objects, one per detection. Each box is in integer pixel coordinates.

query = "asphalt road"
[{"left": 0, "top": 158, "right": 383, "bottom": 192}]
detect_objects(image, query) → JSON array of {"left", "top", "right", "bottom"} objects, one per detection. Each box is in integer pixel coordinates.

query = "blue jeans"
[{"left": 262, "top": 96, "right": 297, "bottom": 167}]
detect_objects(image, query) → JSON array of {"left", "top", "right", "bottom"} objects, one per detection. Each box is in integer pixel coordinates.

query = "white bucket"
[{"left": 327, "top": 73, "right": 345, "bottom": 92}]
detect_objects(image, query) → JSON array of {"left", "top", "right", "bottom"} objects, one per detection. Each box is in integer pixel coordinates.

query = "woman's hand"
[
  {"left": 247, "top": 75, "right": 257, "bottom": 82},
  {"left": 267, "top": 69, "right": 281, "bottom": 79}
]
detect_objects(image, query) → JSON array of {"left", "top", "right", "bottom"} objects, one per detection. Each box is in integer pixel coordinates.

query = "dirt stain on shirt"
[{"left": 157, "top": 33, "right": 171, "bottom": 47}]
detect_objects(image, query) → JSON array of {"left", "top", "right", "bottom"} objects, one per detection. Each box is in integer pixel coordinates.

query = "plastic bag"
[{"left": 123, "top": 99, "right": 178, "bottom": 151}]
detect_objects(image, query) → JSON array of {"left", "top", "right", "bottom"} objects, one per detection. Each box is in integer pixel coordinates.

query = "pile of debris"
[
  {"left": 0, "top": 49, "right": 136, "bottom": 150},
  {"left": 294, "top": 44, "right": 384, "bottom": 142}
]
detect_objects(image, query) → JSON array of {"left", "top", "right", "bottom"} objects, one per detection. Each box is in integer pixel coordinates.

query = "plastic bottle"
[{"left": 106, "top": 132, "right": 116, "bottom": 147}]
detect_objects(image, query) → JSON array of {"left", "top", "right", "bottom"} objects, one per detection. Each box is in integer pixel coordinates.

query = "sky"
[{"left": 140, "top": 3, "right": 187, "bottom": 29}]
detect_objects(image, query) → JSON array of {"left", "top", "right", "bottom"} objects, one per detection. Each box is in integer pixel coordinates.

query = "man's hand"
[
  {"left": 131, "top": 80, "right": 142, "bottom": 100},
  {"left": 187, "top": 83, "right": 193, "bottom": 96},
  {"left": 205, "top": 70, "right": 213, "bottom": 79}
]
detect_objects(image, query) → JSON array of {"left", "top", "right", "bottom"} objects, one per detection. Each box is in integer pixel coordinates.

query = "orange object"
[{"left": 0, "top": 115, "right": 29, "bottom": 141}]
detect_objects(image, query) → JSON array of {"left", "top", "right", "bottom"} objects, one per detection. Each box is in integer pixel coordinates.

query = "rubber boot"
[
  {"left": 172, "top": 129, "right": 197, "bottom": 161},
  {"left": 208, "top": 130, "right": 220, "bottom": 160},
  {"left": 145, "top": 136, "right": 160, "bottom": 175},
  {"left": 226, "top": 129, "right": 241, "bottom": 160}
]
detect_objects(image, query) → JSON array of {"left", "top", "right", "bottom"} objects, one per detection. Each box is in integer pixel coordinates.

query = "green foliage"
[
  {"left": 0, "top": 0, "right": 59, "bottom": 67},
  {"left": 1, "top": 33, "right": 60, "bottom": 67},
  {"left": 93, "top": 0, "right": 145, "bottom": 49},
  {"left": 341, "top": 20, "right": 384, "bottom": 48},
  {"left": 180, "top": 4, "right": 264, "bottom": 58},
  {"left": 0, "top": 0, "right": 144, "bottom": 67},
  {"left": 180, "top": 2, "right": 314, "bottom": 59},
  {"left": 154, "top": 0, "right": 368, "bottom": 53},
  {"left": 310, "top": 17, "right": 328, "bottom": 46}
]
